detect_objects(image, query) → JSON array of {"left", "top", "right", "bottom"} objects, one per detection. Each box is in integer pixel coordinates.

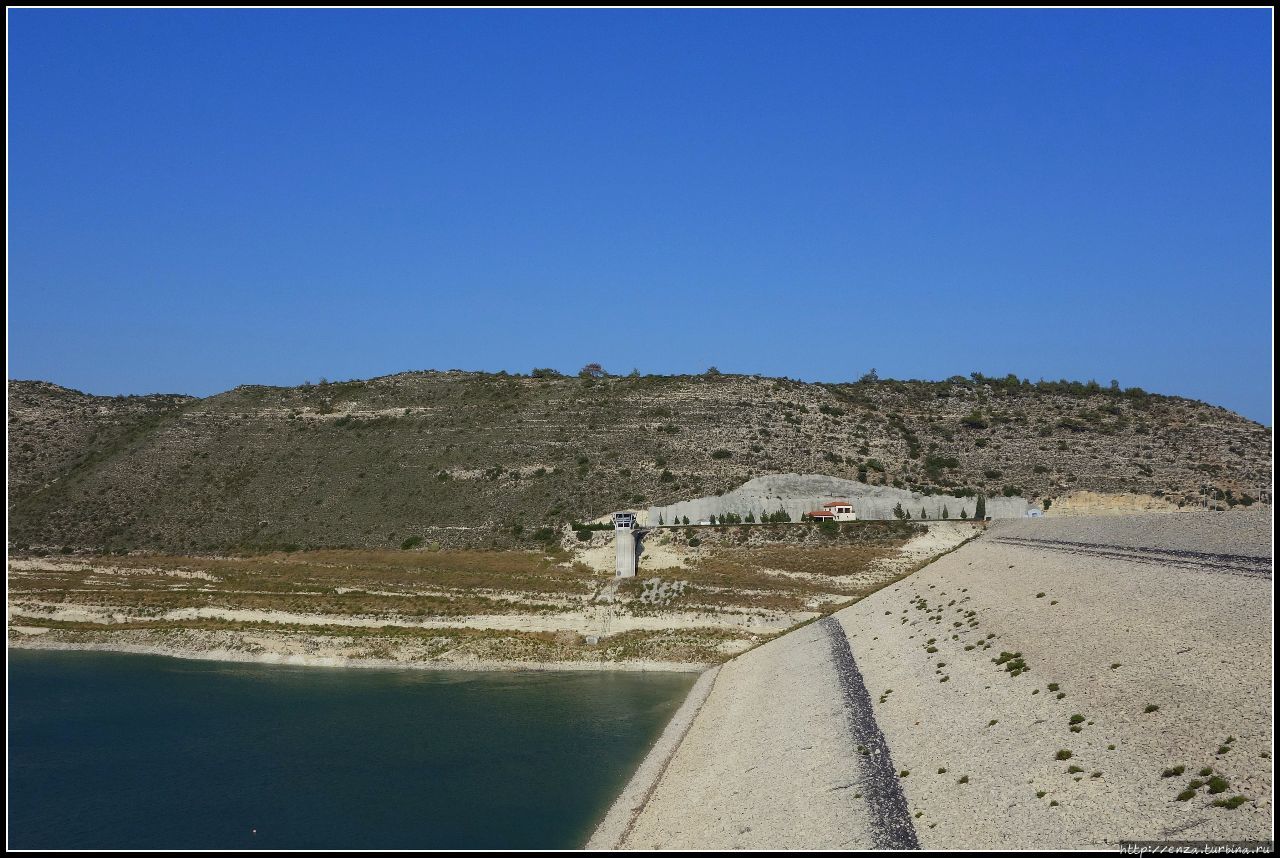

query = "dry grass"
[
  {"left": 12, "top": 620, "right": 737, "bottom": 665},
  {"left": 9, "top": 531, "right": 951, "bottom": 665},
  {"left": 742, "top": 545, "right": 901, "bottom": 577},
  {"left": 117, "top": 549, "right": 595, "bottom": 593},
  {"left": 11, "top": 541, "right": 909, "bottom": 621}
]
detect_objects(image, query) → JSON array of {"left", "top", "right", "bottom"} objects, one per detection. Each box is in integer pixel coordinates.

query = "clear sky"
[{"left": 7, "top": 9, "right": 1273, "bottom": 423}]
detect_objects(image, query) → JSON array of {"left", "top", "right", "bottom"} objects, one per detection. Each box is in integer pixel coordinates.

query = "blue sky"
[{"left": 7, "top": 9, "right": 1273, "bottom": 423}]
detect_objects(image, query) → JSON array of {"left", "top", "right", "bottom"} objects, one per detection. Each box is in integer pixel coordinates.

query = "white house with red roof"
[{"left": 807, "top": 500, "right": 857, "bottom": 522}]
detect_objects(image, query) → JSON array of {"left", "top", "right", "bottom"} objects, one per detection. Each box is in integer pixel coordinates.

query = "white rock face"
[{"left": 647, "top": 474, "right": 1029, "bottom": 524}]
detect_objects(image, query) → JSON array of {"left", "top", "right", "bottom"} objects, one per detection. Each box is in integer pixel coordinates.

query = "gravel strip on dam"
[{"left": 820, "top": 616, "right": 919, "bottom": 850}]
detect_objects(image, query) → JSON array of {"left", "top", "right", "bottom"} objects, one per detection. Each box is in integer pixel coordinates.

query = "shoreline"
[
  {"left": 6, "top": 636, "right": 708, "bottom": 674},
  {"left": 587, "top": 665, "right": 722, "bottom": 848}
]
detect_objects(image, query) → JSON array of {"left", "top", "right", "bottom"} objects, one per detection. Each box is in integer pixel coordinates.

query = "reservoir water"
[{"left": 7, "top": 649, "right": 695, "bottom": 849}]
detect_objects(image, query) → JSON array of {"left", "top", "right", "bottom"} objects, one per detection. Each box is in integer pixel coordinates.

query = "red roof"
[
  {"left": 809, "top": 510, "right": 836, "bottom": 518},
  {"left": 822, "top": 501, "right": 852, "bottom": 508}
]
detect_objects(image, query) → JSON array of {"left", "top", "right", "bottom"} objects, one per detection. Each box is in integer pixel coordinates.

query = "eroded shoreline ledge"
[
  {"left": 6, "top": 638, "right": 706, "bottom": 674},
  {"left": 8, "top": 520, "right": 971, "bottom": 672}
]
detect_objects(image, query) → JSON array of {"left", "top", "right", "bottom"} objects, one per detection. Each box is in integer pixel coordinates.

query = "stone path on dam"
[
  {"left": 595, "top": 613, "right": 892, "bottom": 850},
  {"left": 594, "top": 511, "right": 1272, "bottom": 849}
]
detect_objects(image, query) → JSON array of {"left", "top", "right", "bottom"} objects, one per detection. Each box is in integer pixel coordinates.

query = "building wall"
[{"left": 615, "top": 527, "right": 637, "bottom": 577}]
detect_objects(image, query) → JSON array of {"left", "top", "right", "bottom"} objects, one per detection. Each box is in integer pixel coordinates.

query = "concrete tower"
[{"left": 613, "top": 511, "right": 638, "bottom": 578}]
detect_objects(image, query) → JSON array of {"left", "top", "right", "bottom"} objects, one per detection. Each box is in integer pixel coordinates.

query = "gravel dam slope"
[{"left": 598, "top": 511, "right": 1272, "bottom": 849}]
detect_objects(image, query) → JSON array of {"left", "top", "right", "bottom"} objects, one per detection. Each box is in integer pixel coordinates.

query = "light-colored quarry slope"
[
  {"left": 645, "top": 473, "right": 1031, "bottom": 525},
  {"left": 602, "top": 511, "right": 1272, "bottom": 849}
]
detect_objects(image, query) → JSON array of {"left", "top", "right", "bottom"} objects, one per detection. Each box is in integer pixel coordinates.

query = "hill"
[{"left": 6, "top": 371, "right": 1271, "bottom": 553}]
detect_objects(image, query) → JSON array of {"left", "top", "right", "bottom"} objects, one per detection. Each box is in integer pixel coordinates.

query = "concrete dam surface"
[
  {"left": 593, "top": 511, "right": 1272, "bottom": 849},
  {"left": 645, "top": 474, "right": 1029, "bottom": 526}
]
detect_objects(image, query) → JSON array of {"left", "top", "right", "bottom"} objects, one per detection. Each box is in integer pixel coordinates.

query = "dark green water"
[{"left": 7, "top": 649, "right": 695, "bottom": 849}]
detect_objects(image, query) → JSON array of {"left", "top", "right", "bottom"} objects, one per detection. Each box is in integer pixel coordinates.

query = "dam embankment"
[{"left": 594, "top": 510, "right": 1272, "bottom": 849}]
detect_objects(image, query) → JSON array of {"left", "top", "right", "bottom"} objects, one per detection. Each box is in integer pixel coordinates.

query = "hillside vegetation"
[{"left": 7, "top": 370, "right": 1270, "bottom": 553}]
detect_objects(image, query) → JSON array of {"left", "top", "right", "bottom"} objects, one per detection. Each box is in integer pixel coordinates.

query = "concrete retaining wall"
[{"left": 646, "top": 474, "right": 1029, "bottom": 525}]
